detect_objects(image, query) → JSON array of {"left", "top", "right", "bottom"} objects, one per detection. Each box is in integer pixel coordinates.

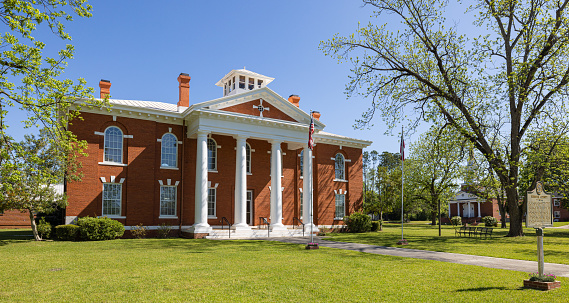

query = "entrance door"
[{"left": 246, "top": 190, "right": 253, "bottom": 225}]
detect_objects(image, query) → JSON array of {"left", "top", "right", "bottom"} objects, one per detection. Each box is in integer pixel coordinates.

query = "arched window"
[
  {"left": 207, "top": 138, "right": 217, "bottom": 171},
  {"left": 161, "top": 133, "right": 177, "bottom": 168},
  {"left": 335, "top": 153, "right": 345, "bottom": 180},
  {"left": 104, "top": 126, "right": 123, "bottom": 163},
  {"left": 246, "top": 143, "right": 251, "bottom": 174},
  {"left": 300, "top": 150, "right": 304, "bottom": 177}
]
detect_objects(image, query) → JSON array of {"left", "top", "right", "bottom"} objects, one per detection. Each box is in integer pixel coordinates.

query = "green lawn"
[
  {"left": 323, "top": 222, "right": 569, "bottom": 264},
  {"left": 0, "top": 229, "right": 568, "bottom": 302}
]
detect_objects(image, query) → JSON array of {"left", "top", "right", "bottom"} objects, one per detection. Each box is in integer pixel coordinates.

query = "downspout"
[{"left": 179, "top": 119, "right": 185, "bottom": 236}]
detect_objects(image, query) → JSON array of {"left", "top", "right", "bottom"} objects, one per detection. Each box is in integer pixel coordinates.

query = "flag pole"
[
  {"left": 401, "top": 125, "right": 404, "bottom": 241},
  {"left": 308, "top": 110, "right": 317, "bottom": 246}
]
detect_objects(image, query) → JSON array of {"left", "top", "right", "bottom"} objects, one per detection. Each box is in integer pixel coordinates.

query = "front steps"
[{"left": 204, "top": 226, "right": 310, "bottom": 239}]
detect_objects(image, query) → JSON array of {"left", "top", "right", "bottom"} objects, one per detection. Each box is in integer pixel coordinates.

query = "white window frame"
[
  {"left": 103, "top": 126, "right": 124, "bottom": 164},
  {"left": 299, "top": 191, "right": 303, "bottom": 219},
  {"left": 554, "top": 199, "right": 561, "bottom": 207},
  {"left": 554, "top": 211, "right": 561, "bottom": 218},
  {"left": 160, "top": 133, "right": 178, "bottom": 168},
  {"left": 334, "top": 153, "right": 345, "bottom": 181},
  {"left": 102, "top": 183, "right": 122, "bottom": 217},
  {"left": 208, "top": 187, "right": 217, "bottom": 218},
  {"left": 207, "top": 138, "right": 217, "bottom": 172},
  {"left": 299, "top": 150, "right": 304, "bottom": 178},
  {"left": 335, "top": 193, "right": 345, "bottom": 219},
  {"left": 159, "top": 185, "right": 177, "bottom": 218},
  {"left": 246, "top": 143, "right": 252, "bottom": 174}
]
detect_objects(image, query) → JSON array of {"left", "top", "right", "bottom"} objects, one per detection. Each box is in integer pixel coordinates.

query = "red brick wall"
[
  {"left": 220, "top": 99, "right": 296, "bottom": 122},
  {"left": 67, "top": 111, "right": 365, "bottom": 228},
  {"left": 0, "top": 210, "right": 30, "bottom": 228}
]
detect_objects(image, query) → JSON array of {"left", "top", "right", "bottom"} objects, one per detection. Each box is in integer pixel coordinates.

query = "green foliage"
[
  {"left": 36, "top": 217, "right": 51, "bottom": 240},
  {"left": 54, "top": 224, "right": 79, "bottom": 241},
  {"left": 157, "top": 223, "right": 173, "bottom": 238},
  {"left": 131, "top": 224, "right": 147, "bottom": 239},
  {"left": 77, "top": 217, "right": 124, "bottom": 241},
  {"left": 344, "top": 212, "right": 372, "bottom": 233},
  {"left": 371, "top": 221, "right": 380, "bottom": 231},
  {"left": 529, "top": 273, "right": 556, "bottom": 282},
  {"left": 482, "top": 216, "right": 498, "bottom": 227},
  {"left": 451, "top": 216, "right": 462, "bottom": 226}
]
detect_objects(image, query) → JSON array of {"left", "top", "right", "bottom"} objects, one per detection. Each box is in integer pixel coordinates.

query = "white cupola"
[{"left": 215, "top": 69, "right": 275, "bottom": 97}]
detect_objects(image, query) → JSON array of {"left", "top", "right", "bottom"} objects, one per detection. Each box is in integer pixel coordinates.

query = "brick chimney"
[
  {"left": 313, "top": 111, "right": 321, "bottom": 121},
  {"left": 99, "top": 80, "right": 111, "bottom": 99},
  {"left": 177, "top": 73, "right": 191, "bottom": 107},
  {"left": 288, "top": 95, "right": 300, "bottom": 107}
]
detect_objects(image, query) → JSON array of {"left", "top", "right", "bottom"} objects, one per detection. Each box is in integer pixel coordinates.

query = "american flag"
[
  {"left": 308, "top": 113, "right": 315, "bottom": 150},
  {"left": 400, "top": 130, "right": 405, "bottom": 161}
]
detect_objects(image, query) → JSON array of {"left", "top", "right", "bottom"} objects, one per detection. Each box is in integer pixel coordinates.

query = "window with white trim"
[
  {"left": 299, "top": 191, "right": 303, "bottom": 218},
  {"left": 554, "top": 199, "right": 561, "bottom": 207},
  {"left": 208, "top": 188, "right": 216, "bottom": 217},
  {"left": 161, "top": 133, "right": 178, "bottom": 168},
  {"left": 554, "top": 211, "right": 561, "bottom": 218},
  {"left": 207, "top": 138, "right": 217, "bottom": 171},
  {"left": 239, "top": 76, "right": 246, "bottom": 89},
  {"left": 246, "top": 143, "right": 251, "bottom": 174},
  {"left": 335, "top": 153, "right": 345, "bottom": 180},
  {"left": 160, "top": 186, "right": 176, "bottom": 216},
  {"left": 335, "top": 194, "right": 345, "bottom": 219},
  {"left": 102, "top": 183, "right": 122, "bottom": 216},
  {"left": 104, "top": 126, "right": 123, "bottom": 163},
  {"left": 300, "top": 150, "right": 304, "bottom": 177}
]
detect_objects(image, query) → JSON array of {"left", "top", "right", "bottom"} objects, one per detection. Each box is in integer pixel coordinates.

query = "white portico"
[
  {"left": 448, "top": 190, "right": 482, "bottom": 218},
  {"left": 184, "top": 70, "right": 323, "bottom": 235}
]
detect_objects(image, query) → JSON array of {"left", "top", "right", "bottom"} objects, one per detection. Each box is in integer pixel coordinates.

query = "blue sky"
[{"left": 6, "top": 1, "right": 472, "bottom": 153}]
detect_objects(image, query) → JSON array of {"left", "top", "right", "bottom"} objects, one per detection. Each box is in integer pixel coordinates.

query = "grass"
[
  {"left": 323, "top": 222, "right": 569, "bottom": 264},
  {"left": 1, "top": 229, "right": 568, "bottom": 302}
]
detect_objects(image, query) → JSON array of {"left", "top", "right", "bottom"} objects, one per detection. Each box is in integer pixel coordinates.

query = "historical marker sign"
[{"left": 526, "top": 181, "right": 553, "bottom": 228}]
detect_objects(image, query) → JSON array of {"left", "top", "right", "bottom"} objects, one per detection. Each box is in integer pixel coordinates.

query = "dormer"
[{"left": 215, "top": 69, "right": 275, "bottom": 97}]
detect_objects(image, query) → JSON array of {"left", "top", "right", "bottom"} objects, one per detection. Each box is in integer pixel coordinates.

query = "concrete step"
[{"left": 204, "top": 228, "right": 309, "bottom": 239}]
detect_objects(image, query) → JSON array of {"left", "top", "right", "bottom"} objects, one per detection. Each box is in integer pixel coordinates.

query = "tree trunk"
[
  {"left": 28, "top": 209, "right": 41, "bottom": 241},
  {"left": 430, "top": 210, "right": 437, "bottom": 226},
  {"left": 379, "top": 209, "right": 383, "bottom": 231},
  {"left": 438, "top": 199, "right": 441, "bottom": 237},
  {"left": 498, "top": 201, "right": 507, "bottom": 229},
  {"left": 505, "top": 187, "right": 524, "bottom": 237}
]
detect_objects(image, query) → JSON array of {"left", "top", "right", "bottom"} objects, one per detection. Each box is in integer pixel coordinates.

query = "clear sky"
[{"left": 6, "top": 1, "right": 472, "bottom": 153}]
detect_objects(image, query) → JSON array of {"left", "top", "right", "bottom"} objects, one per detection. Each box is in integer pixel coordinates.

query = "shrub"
[
  {"left": 54, "top": 225, "right": 80, "bottom": 241},
  {"left": 37, "top": 217, "right": 52, "bottom": 240},
  {"left": 451, "top": 216, "right": 462, "bottom": 226},
  {"left": 157, "top": 223, "right": 172, "bottom": 238},
  {"left": 482, "top": 216, "right": 498, "bottom": 227},
  {"left": 529, "top": 273, "right": 556, "bottom": 282},
  {"left": 344, "top": 212, "right": 372, "bottom": 233},
  {"left": 371, "top": 221, "right": 380, "bottom": 232},
  {"left": 131, "top": 224, "right": 147, "bottom": 239},
  {"left": 77, "top": 216, "right": 125, "bottom": 241}
]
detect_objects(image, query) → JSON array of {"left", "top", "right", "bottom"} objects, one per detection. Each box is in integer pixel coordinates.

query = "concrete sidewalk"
[{"left": 266, "top": 237, "right": 569, "bottom": 278}]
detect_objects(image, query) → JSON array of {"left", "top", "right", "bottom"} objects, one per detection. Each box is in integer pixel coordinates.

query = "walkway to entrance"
[{"left": 263, "top": 237, "right": 569, "bottom": 278}]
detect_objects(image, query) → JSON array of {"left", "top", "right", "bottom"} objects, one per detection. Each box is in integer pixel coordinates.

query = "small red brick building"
[{"left": 62, "top": 69, "right": 371, "bottom": 237}]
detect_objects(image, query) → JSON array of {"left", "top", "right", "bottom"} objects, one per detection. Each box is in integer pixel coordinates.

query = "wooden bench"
[
  {"left": 476, "top": 227, "right": 493, "bottom": 239},
  {"left": 456, "top": 226, "right": 493, "bottom": 238}
]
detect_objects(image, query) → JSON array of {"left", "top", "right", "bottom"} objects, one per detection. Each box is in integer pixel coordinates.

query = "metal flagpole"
[{"left": 401, "top": 126, "right": 404, "bottom": 241}]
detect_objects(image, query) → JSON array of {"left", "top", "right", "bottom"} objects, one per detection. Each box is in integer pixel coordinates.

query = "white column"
[
  {"left": 190, "top": 131, "right": 211, "bottom": 234},
  {"left": 448, "top": 203, "right": 451, "bottom": 218},
  {"left": 457, "top": 203, "right": 460, "bottom": 217},
  {"left": 477, "top": 202, "right": 481, "bottom": 218},
  {"left": 270, "top": 140, "right": 286, "bottom": 230},
  {"left": 467, "top": 202, "right": 471, "bottom": 218},
  {"left": 302, "top": 146, "right": 319, "bottom": 233},
  {"left": 233, "top": 136, "right": 250, "bottom": 230}
]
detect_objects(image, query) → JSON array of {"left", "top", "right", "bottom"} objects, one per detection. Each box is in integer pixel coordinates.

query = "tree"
[
  {"left": 406, "top": 128, "right": 463, "bottom": 235},
  {"left": 0, "top": 1, "right": 104, "bottom": 206},
  {"left": 1, "top": 130, "right": 67, "bottom": 240},
  {"left": 322, "top": 0, "right": 569, "bottom": 236},
  {"left": 364, "top": 151, "right": 400, "bottom": 230}
]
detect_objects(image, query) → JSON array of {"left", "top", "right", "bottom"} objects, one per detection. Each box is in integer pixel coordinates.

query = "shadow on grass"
[
  {"left": 0, "top": 229, "right": 34, "bottom": 246},
  {"left": 456, "top": 286, "right": 510, "bottom": 292}
]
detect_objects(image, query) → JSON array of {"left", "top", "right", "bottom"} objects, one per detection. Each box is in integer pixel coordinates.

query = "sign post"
[{"left": 526, "top": 181, "right": 553, "bottom": 276}]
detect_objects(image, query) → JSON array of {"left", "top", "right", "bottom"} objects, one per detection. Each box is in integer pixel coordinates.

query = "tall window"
[
  {"left": 554, "top": 199, "right": 560, "bottom": 207},
  {"left": 335, "top": 153, "right": 345, "bottom": 180},
  {"left": 554, "top": 211, "right": 561, "bottom": 218},
  {"left": 335, "top": 194, "right": 345, "bottom": 219},
  {"left": 160, "top": 186, "right": 176, "bottom": 216},
  {"left": 208, "top": 188, "right": 216, "bottom": 217},
  {"left": 207, "top": 138, "right": 217, "bottom": 171},
  {"left": 161, "top": 133, "right": 177, "bottom": 168},
  {"left": 239, "top": 76, "right": 245, "bottom": 89},
  {"left": 246, "top": 143, "right": 252, "bottom": 174},
  {"left": 299, "top": 191, "right": 303, "bottom": 218},
  {"left": 248, "top": 77, "right": 255, "bottom": 90},
  {"left": 300, "top": 150, "right": 304, "bottom": 177},
  {"left": 102, "top": 183, "right": 122, "bottom": 216},
  {"left": 104, "top": 126, "right": 123, "bottom": 163}
]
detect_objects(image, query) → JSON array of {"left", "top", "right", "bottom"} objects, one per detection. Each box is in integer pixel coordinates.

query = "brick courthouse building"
[{"left": 63, "top": 69, "right": 371, "bottom": 238}]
